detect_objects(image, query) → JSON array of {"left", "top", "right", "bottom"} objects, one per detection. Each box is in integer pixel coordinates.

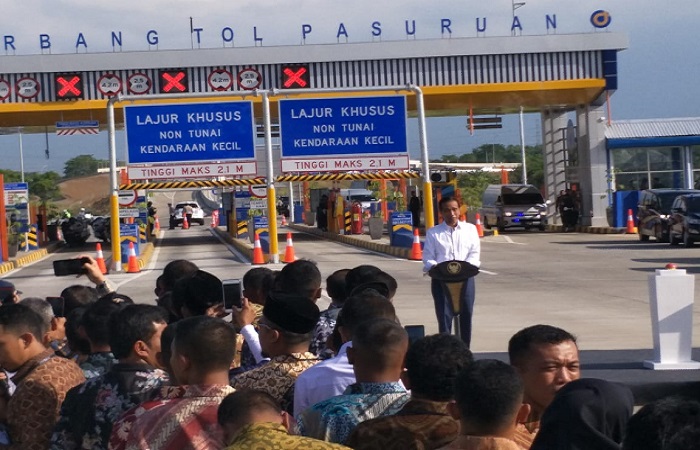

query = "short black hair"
[
  {"left": 60, "top": 285, "right": 98, "bottom": 315},
  {"left": 344, "top": 265, "right": 382, "bottom": 296},
  {"left": 338, "top": 291, "right": 396, "bottom": 337},
  {"left": 243, "top": 267, "right": 274, "bottom": 293},
  {"left": 508, "top": 324, "right": 577, "bottom": 367},
  {"left": 218, "top": 390, "right": 281, "bottom": 427},
  {"left": 65, "top": 306, "right": 91, "bottom": 355},
  {"left": 275, "top": 259, "right": 321, "bottom": 300},
  {"left": 352, "top": 318, "right": 407, "bottom": 371},
  {"left": 83, "top": 298, "right": 129, "bottom": 347},
  {"left": 0, "top": 303, "right": 47, "bottom": 341},
  {"left": 162, "top": 259, "right": 199, "bottom": 291},
  {"left": 174, "top": 316, "right": 237, "bottom": 372},
  {"left": 666, "top": 424, "right": 700, "bottom": 450},
  {"left": 405, "top": 334, "right": 473, "bottom": 401},
  {"left": 172, "top": 270, "right": 223, "bottom": 316},
  {"left": 109, "top": 304, "right": 168, "bottom": 359},
  {"left": 623, "top": 397, "right": 700, "bottom": 450},
  {"left": 326, "top": 269, "right": 350, "bottom": 303},
  {"left": 454, "top": 359, "right": 524, "bottom": 432},
  {"left": 439, "top": 196, "right": 460, "bottom": 211}
]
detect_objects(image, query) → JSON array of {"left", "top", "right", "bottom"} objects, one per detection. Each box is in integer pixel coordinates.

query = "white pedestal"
[{"left": 644, "top": 269, "right": 700, "bottom": 370}]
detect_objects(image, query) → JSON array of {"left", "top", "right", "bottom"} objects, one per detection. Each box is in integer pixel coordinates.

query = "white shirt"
[
  {"left": 241, "top": 324, "right": 266, "bottom": 363},
  {"left": 422, "top": 220, "right": 481, "bottom": 273},
  {"left": 293, "top": 341, "right": 355, "bottom": 417}
]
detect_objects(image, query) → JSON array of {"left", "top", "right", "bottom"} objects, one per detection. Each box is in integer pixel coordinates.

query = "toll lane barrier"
[
  {"left": 545, "top": 225, "right": 627, "bottom": 234},
  {"left": 1, "top": 241, "right": 64, "bottom": 273},
  {"left": 0, "top": 261, "right": 14, "bottom": 274},
  {"left": 118, "top": 242, "right": 155, "bottom": 272},
  {"left": 287, "top": 224, "right": 414, "bottom": 260}
]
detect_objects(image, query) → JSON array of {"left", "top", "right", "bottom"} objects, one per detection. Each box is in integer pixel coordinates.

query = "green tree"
[
  {"left": 456, "top": 171, "right": 500, "bottom": 207},
  {"left": 64, "top": 154, "right": 107, "bottom": 178},
  {"left": 26, "top": 171, "right": 62, "bottom": 203}
]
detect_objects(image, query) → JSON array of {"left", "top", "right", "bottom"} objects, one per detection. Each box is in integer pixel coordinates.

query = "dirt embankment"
[{"left": 56, "top": 173, "right": 111, "bottom": 214}]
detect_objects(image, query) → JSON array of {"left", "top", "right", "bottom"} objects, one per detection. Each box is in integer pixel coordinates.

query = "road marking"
[
  {"left": 484, "top": 235, "right": 526, "bottom": 245},
  {"left": 480, "top": 269, "right": 498, "bottom": 275}
]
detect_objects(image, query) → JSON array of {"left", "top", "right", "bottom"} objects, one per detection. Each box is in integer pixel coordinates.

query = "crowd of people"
[{"left": 0, "top": 255, "right": 698, "bottom": 450}]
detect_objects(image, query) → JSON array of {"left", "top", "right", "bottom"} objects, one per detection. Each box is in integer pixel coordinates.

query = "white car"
[{"left": 174, "top": 202, "right": 205, "bottom": 225}]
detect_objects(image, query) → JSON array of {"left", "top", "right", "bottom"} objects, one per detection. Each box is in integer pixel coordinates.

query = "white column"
[
  {"left": 644, "top": 268, "right": 700, "bottom": 370},
  {"left": 541, "top": 109, "right": 568, "bottom": 223},
  {"left": 576, "top": 104, "right": 609, "bottom": 227}
]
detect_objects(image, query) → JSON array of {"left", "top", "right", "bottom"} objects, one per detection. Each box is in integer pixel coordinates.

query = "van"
[{"left": 480, "top": 184, "right": 549, "bottom": 232}]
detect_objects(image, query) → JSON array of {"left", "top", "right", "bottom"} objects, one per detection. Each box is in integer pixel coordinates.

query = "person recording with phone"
[{"left": 422, "top": 196, "right": 481, "bottom": 347}]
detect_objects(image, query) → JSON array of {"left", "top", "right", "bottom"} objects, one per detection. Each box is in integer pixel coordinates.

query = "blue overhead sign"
[
  {"left": 278, "top": 96, "right": 407, "bottom": 158},
  {"left": 124, "top": 101, "right": 256, "bottom": 164}
]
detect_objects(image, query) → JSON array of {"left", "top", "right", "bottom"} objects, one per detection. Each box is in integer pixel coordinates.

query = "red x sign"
[
  {"left": 160, "top": 70, "right": 188, "bottom": 93},
  {"left": 282, "top": 65, "right": 309, "bottom": 88},
  {"left": 55, "top": 74, "right": 83, "bottom": 99}
]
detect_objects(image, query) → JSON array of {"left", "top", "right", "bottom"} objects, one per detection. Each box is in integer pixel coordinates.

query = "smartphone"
[
  {"left": 46, "top": 297, "right": 65, "bottom": 318},
  {"left": 222, "top": 279, "right": 242, "bottom": 312},
  {"left": 404, "top": 325, "right": 425, "bottom": 347},
  {"left": 53, "top": 258, "right": 90, "bottom": 277}
]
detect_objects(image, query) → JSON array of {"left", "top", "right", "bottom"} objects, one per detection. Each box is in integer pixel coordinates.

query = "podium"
[{"left": 428, "top": 260, "right": 479, "bottom": 340}]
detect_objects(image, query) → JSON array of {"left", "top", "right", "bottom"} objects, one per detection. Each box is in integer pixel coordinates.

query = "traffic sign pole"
[
  {"left": 108, "top": 98, "right": 122, "bottom": 271},
  {"left": 262, "top": 91, "right": 279, "bottom": 263}
]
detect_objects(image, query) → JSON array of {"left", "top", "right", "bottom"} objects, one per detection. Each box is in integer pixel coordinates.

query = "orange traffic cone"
[
  {"left": 126, "top": 242, "right": 140, "bottom": 273},
  {"left": 95, "top": 243, "right": 108, "bottom": 274},
  {"left": 475, "top": 213, "right": 484, "bottom": 238},
  {"left": 410, "top": 228, "right": 423, "bottom": 261},
  {"left": 283, "top": 232, "right": 296, "bottom": 263},
  {"left": 626, "top": 209, "right": 636, "bottom": 234},
  {"left": 182, "top": 215, "right": 189, "bottom": 229},
  {"left": 252, "top": 233, "right": 265, "bottom": 265},
  {"left": 154, "top": 216, "right": 160, "bottom": 232},
  {"left": 281, "top": 215, "right": 288, "bottom": 227}
]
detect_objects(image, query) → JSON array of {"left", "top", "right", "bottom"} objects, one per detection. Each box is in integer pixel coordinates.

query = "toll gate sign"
[
  {"left": 278, "top": 96, "right": 408, "bottom": 173},
  {"left": 124, "top": 101, "right": 256, "bottom": 164}
]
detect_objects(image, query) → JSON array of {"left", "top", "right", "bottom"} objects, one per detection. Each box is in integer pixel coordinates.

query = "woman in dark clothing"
[
  {"left": 530, "top": 378, "right": 634, "bottom": 450},
  {"left": 316, "top": 195, "right": 329, "bottom": 231}
]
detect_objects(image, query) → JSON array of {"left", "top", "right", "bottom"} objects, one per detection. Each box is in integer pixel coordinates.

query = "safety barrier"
[
  {"left": 119, "top": 178, "right": 266, "bottom": 190},
  {"left": 120, "top": 171, "right": 421, "bottom": 190},
  {"left": 276, "top": 171, "right": 420, "bottom": 182}
]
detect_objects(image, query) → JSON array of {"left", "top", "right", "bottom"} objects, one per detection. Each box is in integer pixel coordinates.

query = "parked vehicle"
[
  {"left": 90, "top": 216, "right": 111, "bottom": 243},
  {"left": 480, "top": 184, "right": 549, "bottom": 232},
  {"left": 668, "top": 194, "right": 700, "bottom": 247},
  {"left": 61, "top": 217, "right": 91, "bottom": 246},
  {"left": 173, "top": 202, "right": 205, "bottom": 225},
  {"left": 637, "top": 189, "right": 699, "bottom": 242}
]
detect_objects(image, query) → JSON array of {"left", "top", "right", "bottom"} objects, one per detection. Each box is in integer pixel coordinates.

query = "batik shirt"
[
  {"left": 108, "top": 384, "right": 235, "bottom": 450},
  {"left": 309, "top": 303, "right": 342, "bottom": 359},
  {"left": 225, "top": 422, "right": 351, "bottom": 450},
  {"left": 79, "top": 352, "right": 118, "bottom": 379},
  {"left": 296, "top": 381, "right": 410, "bottom": 445},
  {"left": 437, "top": 435, "right": 524, "bottom": 450},
  {"left": 6, "top": 349, "right": 85, "bottom": 450},
  {"left": 231, "top": 352, "right": 318, "bottom": 413},
  {"left": 346, "top": 398, "right": 460, "bottom": 450},
  {"left": 51, "top": 363, "right": 168, "bottom": 450}
]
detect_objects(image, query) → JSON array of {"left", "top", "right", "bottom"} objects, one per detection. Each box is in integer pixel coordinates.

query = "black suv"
[
  {"left": 668, "top": 194, "right": 700, "bottom": 247},
  {"left": 637, "top": 189, "right": 699, "bottom": 242}
]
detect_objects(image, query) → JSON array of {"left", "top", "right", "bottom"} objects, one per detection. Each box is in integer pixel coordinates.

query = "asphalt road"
[{"left": 3, "top": 227, "right": 700, "bottom": 357}]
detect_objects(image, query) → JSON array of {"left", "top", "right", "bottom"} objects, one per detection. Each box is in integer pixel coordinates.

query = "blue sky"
[{"left": 1, "top": 0, "right": 698, "bottom": 174}]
